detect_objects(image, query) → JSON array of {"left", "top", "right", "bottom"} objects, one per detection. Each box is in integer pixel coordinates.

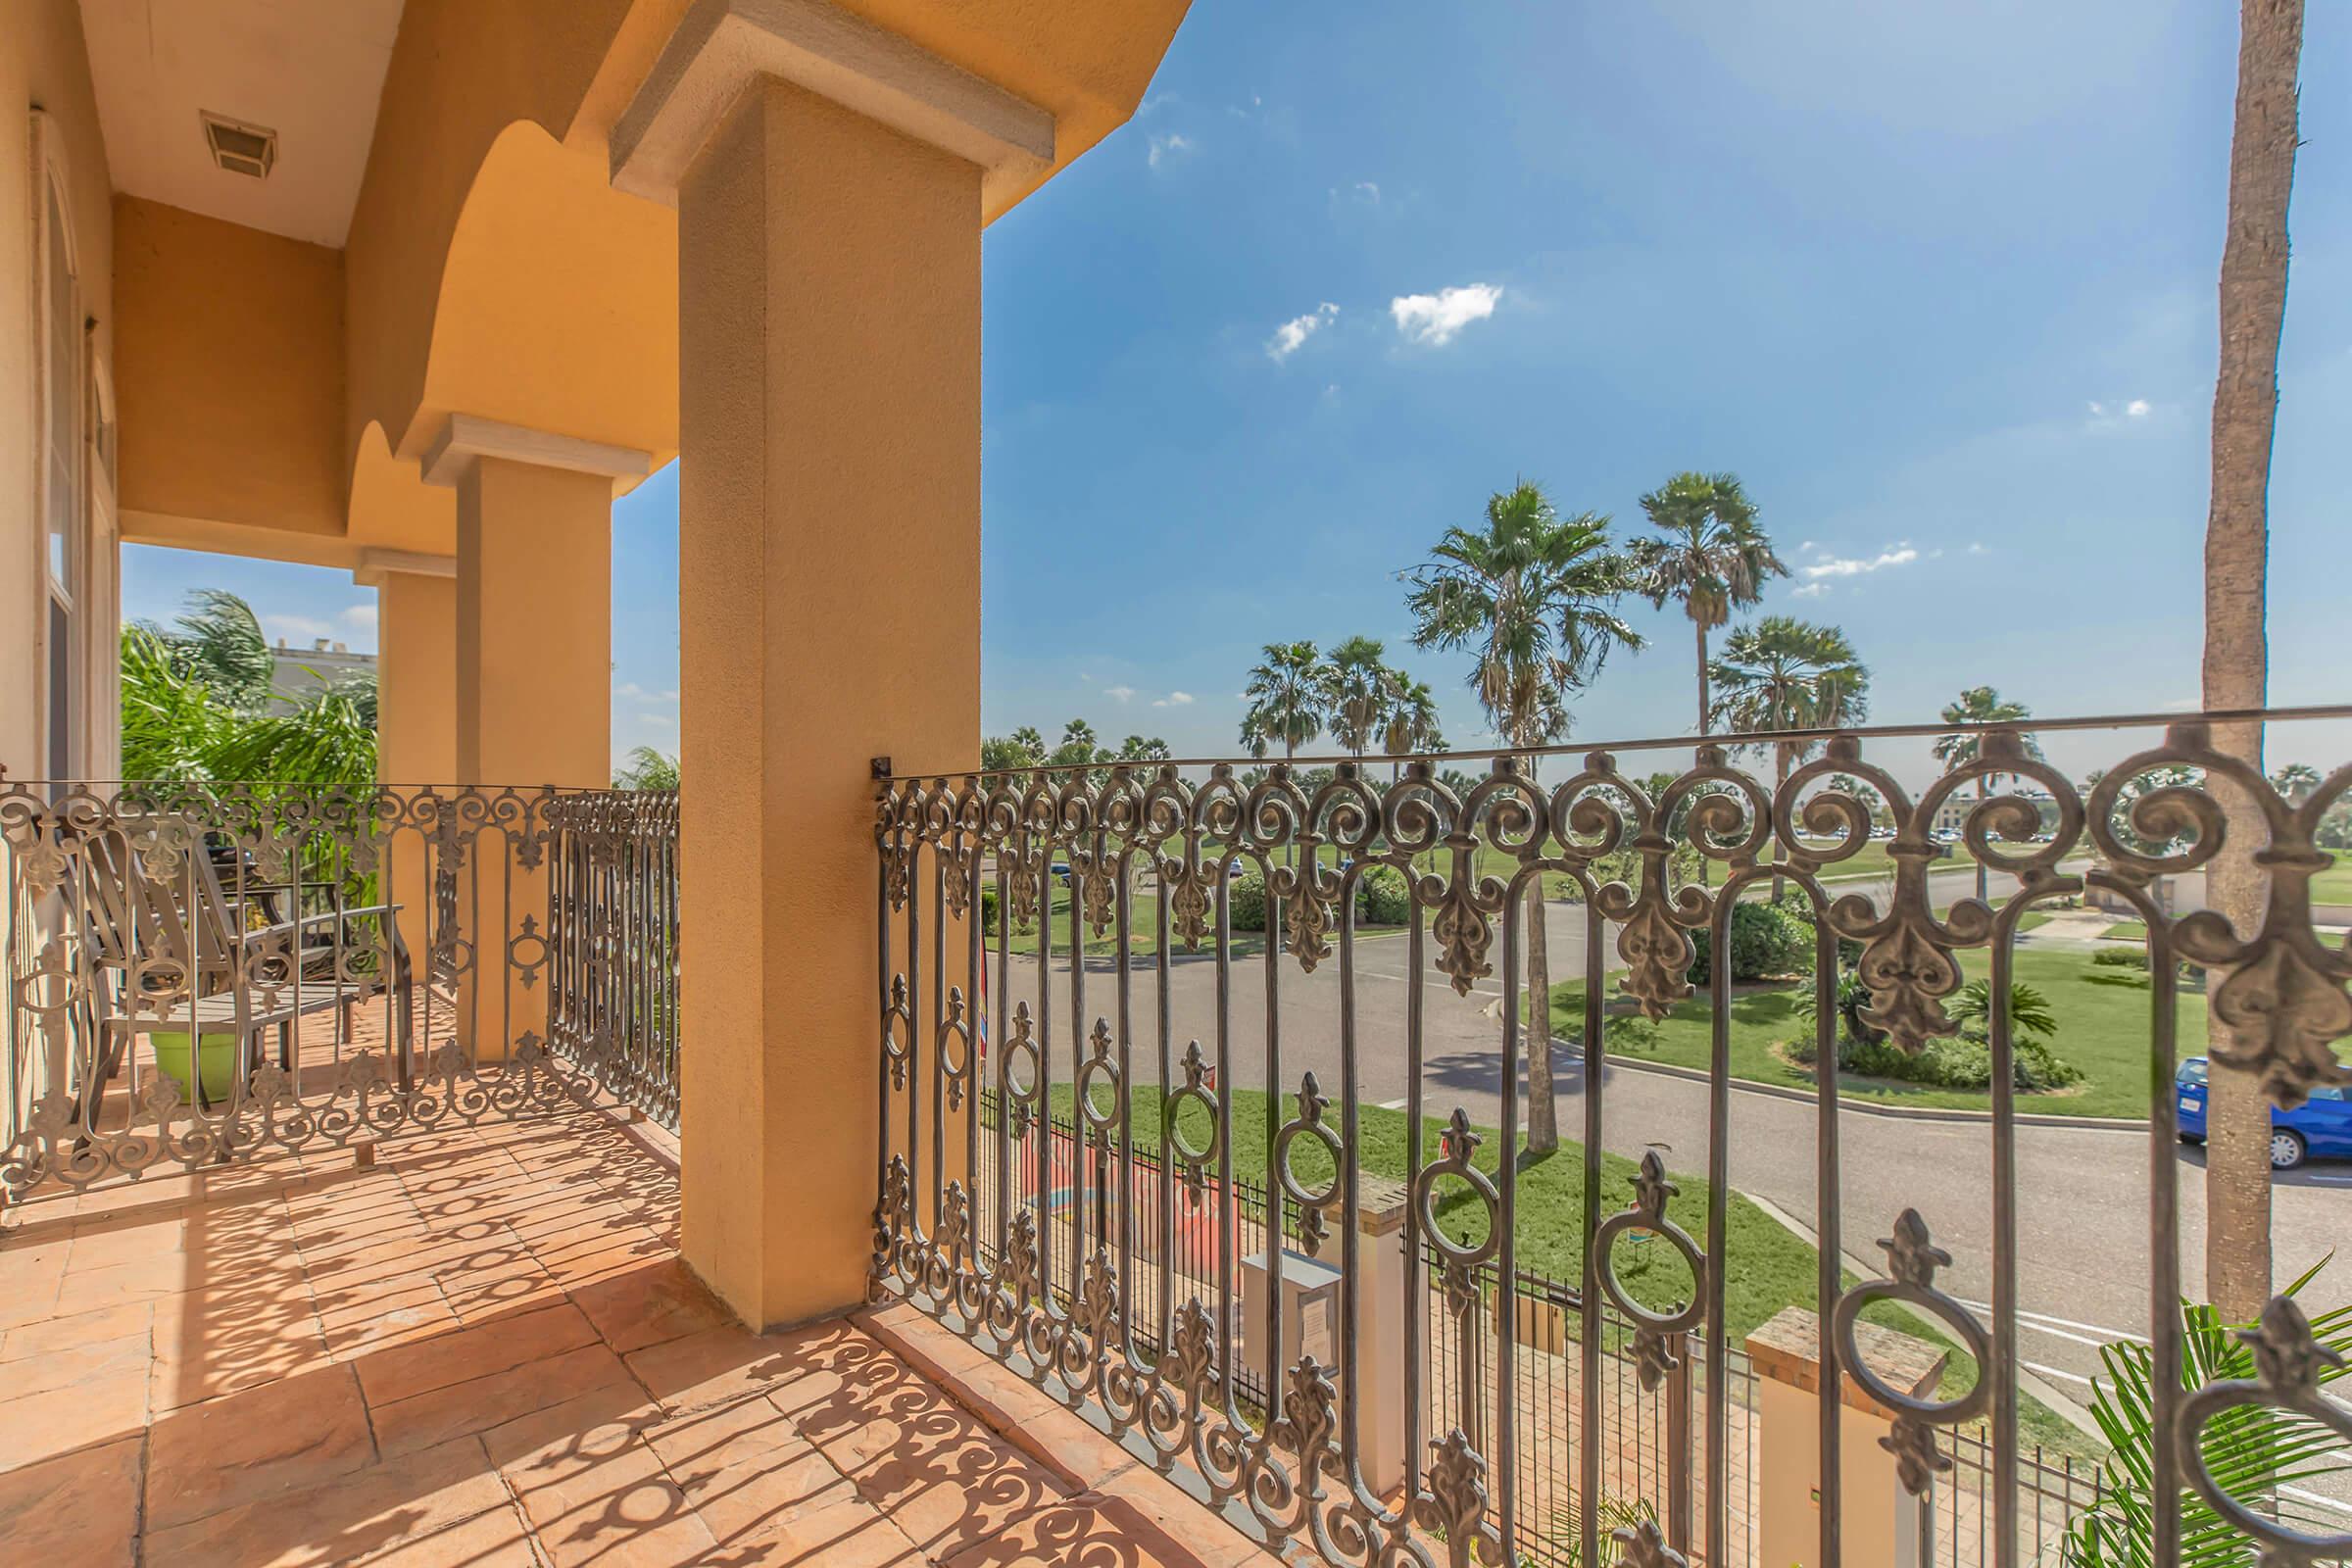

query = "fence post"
[{"left": 1744, "top": 1305, "right": 1948, "bottom": 1568}]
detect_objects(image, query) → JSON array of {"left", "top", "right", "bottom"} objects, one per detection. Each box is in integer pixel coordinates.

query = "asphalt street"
[{"left": 987, "top": 862, "right": 2352, "bottom": 1410}]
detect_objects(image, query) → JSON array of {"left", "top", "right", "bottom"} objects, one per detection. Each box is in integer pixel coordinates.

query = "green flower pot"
[{"left": 149, "top": 1030, "right": 241, "bottom": 1102}]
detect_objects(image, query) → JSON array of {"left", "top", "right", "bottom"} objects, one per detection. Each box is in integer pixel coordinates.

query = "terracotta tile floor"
[{"left": 0, "top": 1104, "right": 1271, "bottom": 1567}]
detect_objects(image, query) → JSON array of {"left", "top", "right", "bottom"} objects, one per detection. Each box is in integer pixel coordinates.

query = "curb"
[{"left": 1550, "top": 1037, "right": 2150, "bottom": 1131}]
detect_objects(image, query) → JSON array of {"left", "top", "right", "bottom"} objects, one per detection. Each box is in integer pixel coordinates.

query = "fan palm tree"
[
  {"left": 1404, "top": 480, "right": 1644, "bottom": 1155},
  {"left": 1933, "top": 686, "right": 2045, "bottom": 903},
  {"left": 1380, "top": 674, "right": 1445, "bottom": 781},
  {"left": 2271, "top": 761, "right": 2321, "bottom": 805},
  {"left": 1709, "top": 617, "right": 1870, "bottom": 900},
  {"left": 2202, "top": 0, "right": 2303, "bottom": 1324},
  {"left": 1325, "top": 636, "right": 1395, "bottom": 759},
  {"left": 1626, "top": 472, "right": 1786, "bottom": 739},
  {"left": 1239, "top": 641, "right": 1330, "bottom": 764}
]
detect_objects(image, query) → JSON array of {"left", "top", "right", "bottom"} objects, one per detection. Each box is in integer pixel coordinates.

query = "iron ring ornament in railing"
[
  {"left": 2175, "top": 1297, "right": 2352, "bottom": 1566},
  {"left": 3, "top": 780, "right": 681, "bottom": 1197},
  {"left": 867, "top": 713, "right": 2352, "bottom": 1568}
]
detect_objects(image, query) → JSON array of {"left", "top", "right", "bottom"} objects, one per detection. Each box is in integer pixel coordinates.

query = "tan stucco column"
[
  {"left": 1745, "top": 1306, "right": 1948, "bottom": 1568},
  {"left": 422, "top": 416, "right": 649, "bottom": 1059},
  {"left": 612, "top": 67, "right": 992, "bottom": 1327},
  {"left": 360, "top": 551, "right": 457, "bottom": 987}
]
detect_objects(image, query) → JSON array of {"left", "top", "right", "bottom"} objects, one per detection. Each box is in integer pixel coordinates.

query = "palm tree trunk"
[
  {"left": 2203, "top": 0, "right": 2300, "bottom": 1325},
  {"left": 1523, "top": 735, "right": 1558, "bottom": 1156}
]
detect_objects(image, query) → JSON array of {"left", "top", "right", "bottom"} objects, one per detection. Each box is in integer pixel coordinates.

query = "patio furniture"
[{"left": 74, "top": 828, "right": 416, "bottom": 1121}]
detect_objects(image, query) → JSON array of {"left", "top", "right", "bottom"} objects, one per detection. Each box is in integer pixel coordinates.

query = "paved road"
[{"left": 991, "top": 862, "right": 2351, "bottom": 1406}]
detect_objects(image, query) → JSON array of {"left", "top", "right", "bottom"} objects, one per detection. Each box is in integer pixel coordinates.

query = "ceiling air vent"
[{"left": 201, "top": 113, "right": 276, "bottom": 179}]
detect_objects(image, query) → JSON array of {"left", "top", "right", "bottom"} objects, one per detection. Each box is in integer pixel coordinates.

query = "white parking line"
[
  {"left": 1955, "top": 1298, "right": 2146, "bottom": 1346},
  {"left": 2022, "top": 1359, "right": 2095, "bottom": 1389}
]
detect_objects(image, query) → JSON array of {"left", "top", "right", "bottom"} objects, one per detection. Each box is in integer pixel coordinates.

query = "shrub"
[
  {"left": 1775, "top": 893, "right": 1864, "bottom": 969},
  {"left": 1689, "top": 900, "right": 1806, "bottom": 986},
  {"left": 979, "top": 882, "right": 1001, "bottom": 937},
  {"left": 1358, "top": 864, "right": 1412, "bottom": 926},
  {"left": 1228, "top": 868, "right": 1269, "bottom": 933},
  {"left": 2091, "top": 947, "right": 2152, "bottom": 969},
  {"left": 1789, "top": 975, "right": 2082, "bottom": 1092}
]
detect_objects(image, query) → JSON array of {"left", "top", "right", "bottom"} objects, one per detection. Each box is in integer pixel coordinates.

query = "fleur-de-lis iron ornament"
[
  {"left": 1416, "top": 1428, "right": 1501, "bottom": 1568},
  {"left": 1611, "top": 1517, "right": 1689, "bottom": 1568}
]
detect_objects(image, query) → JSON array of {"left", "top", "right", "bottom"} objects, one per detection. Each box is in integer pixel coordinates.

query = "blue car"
[{"left": 2176, "top": 1056, "right": 2352, "bottom": 1170}]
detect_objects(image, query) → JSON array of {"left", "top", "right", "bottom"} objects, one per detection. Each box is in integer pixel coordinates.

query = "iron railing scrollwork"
[
  {"left": 869, "top": 712, "right": 2352, "bottom": 1568},
  {"left": 2, "top": 779, "right": 681, "bottom": 1200}
]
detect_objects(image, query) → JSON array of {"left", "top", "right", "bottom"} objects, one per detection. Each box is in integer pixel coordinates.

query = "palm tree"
[
  {"left": 2203, "top": 0, "right": 2304, "bottom": 1325},
  {"left": 2271, "top": 761, "right": 2321, "bottom": 805},
  {"left": 1380, "top": 674, "right": 1445, "bottom": 780},
  {"left": 1627, "top": 472, "right": 1787, "bottom": 739},
  {"left": 1325, "top": 636, "right": 1395, "bottom": 759},
  {"left": 1933, "top": 687, "right": 2046, "bottom": 903},
  {"left": 1709, "top": 617, "right": 1870, "bottom": 900},
  {"left": 613, "top": 746, "right": 681, "bottom": 790},
  {"left": 1239, "top": 641, "right": 1330, "bottom": 764},
  {"left": 1404, "top": 480, "right": 1644, "bottom": 1155},
  {"left": 159, "top": 588, "right": 276, "bottom": 714}
]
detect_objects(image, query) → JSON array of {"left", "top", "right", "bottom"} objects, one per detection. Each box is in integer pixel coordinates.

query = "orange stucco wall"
[
  {"left": 113, "top": 198, "right": 346, "bottom": 546},
  {"left": 343, "top": 0, "right": 640, "bottom": 467}
]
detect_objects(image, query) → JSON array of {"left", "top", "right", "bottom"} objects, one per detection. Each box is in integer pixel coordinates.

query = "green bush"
[
  {"left": 1775, "top": 893, "right": 1864, "bottom": 969},
  {"left": 1788, "top": 976, "right": 2083, "bottom": 1092},
  {"left": 1228, "top": 868, "right": 1269, "bottom": 933},
  {"left": 1358, "top": 864, "right": 1412, "bottom": 926},
  {"left": 2091, "top": 947, "right": 2151, "bottom": 969},
  {"left": 1689, "top": 900, "right": 1806, "bottom": 987},
  {"left": 980, "top": 882, "right": 1000, "bottom": 937}
]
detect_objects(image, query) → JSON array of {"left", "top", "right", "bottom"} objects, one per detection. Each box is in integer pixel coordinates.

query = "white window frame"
[{"left": 30, "top": 110, "right": 87, "bottom": 781}]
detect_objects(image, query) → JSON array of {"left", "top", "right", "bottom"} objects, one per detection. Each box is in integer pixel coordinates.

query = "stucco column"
[
  {"left": 1745, "top": 1305, "right": 1948, "bottom": 1568},
  {"left": 360, "top": 553, "right": 457, "bottom": 994},
  {"left": 423, "top": 416, "right": 649, "bottom": 1059},
  {"left": 656, "top": 80, "right": 980, "bottom": 1330}
]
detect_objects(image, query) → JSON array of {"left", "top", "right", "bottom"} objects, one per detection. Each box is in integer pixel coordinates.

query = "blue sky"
[{"left": 127, "top": 0, "right": 2352, "bottom": 787}]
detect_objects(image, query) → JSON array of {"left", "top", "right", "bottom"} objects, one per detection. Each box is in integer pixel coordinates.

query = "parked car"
[{"left": 2176, "top": 1055, "right": 2352, "bottom": 1170}]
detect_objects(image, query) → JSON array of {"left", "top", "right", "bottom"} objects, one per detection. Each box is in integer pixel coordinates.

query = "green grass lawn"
[
  {"left": 2103, "top": 919, "right": 2148, "bottom": 943},
  {"left": 2313, "top": 859, "right": 2352, "bottom": 906},
  {"left": 1548, "top": 945, "right": 2202, "bottom": 1119},
  {"left": 1039, "top": 1084, "right": 2094, "bottom": 1455}
]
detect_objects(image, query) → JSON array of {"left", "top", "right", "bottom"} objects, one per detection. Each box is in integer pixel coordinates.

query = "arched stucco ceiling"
[
  {"left": 346, "top": 420, "right": 456, "bottom": 557},
  {"left": 403, "top": 120, "right": 678, "bottom": 472}
]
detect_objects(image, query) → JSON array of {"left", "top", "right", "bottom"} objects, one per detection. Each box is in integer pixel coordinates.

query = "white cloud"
[
  {"left": 2089, "top": 397, "right": 2153, "bottom": 422},
  {"left": 1266, "top": 302, "right": 1340, "bottom": 363},
  {"left": 261, "top": 613, "right": 335, "bottom": 644},
  {"left": 1147, "top": 132, "right": 1193, "bottom": 171},
  {"left": 1390, "top": 282, "right": 1501, "bottom": 347},
  {"left": 1796, "top": 540, "right": 1817, "bottom": 554},
  {"left": 342, "top": 604, "right": 378, "bottom": 631},
  {"left": 1967, "top": 542, "right": 1988, "bottom": 556},
  {"left": 1800, "top": 545, "right": 1920, "bottom": 581},
  {"left": 1354, "top": 180, "right": 1381, "bottom": 204},
  {"left": 1104, "top": 684, "right": 1137, "bottom": 704},
  {"left": 2087, "top": 400, "right": 2106, "bottom": 416},
  {"left": 1789, "top": 581, "right": 1829, "bottom": 599},
  {"left": 2126, "top": 398, "right": 2151, "bottom": 417},
  {"left": 639, "top": 711, "right": 676, "bottom": 726},
  {"left": 1152, "top": 691, "right": 1197, "bottom": 709},
  {"left": 615, "top": 681, "right": 680, "bottom": 703}
]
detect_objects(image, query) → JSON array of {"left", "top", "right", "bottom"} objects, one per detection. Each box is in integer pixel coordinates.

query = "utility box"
[{"left": 1235, "top": 1175, "right": 1416, "bottom": 1497}]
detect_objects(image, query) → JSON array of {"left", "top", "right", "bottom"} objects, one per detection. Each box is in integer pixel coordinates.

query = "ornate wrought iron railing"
[
  {"left": 868, "top": 710, "right": 2352, "bottom": 1568},
  {"left": 2, "top": 780, "right": 681, "bottom": 1200}
]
